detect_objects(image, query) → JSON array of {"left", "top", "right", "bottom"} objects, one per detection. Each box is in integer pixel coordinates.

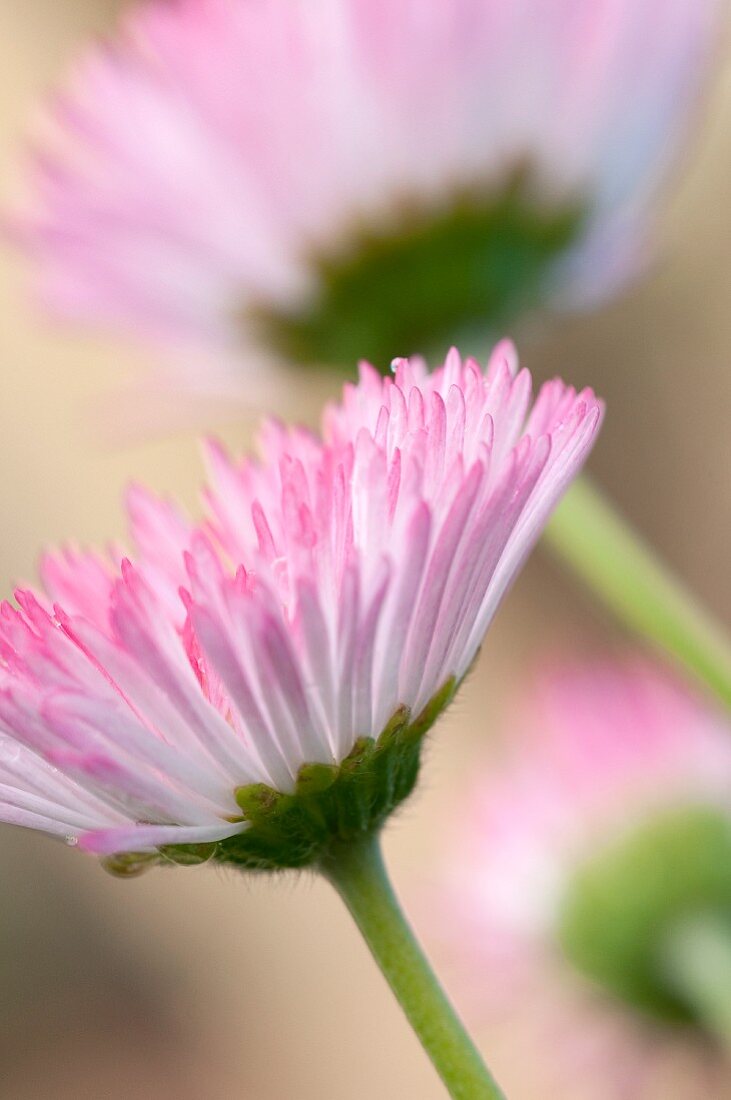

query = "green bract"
[{"left": 103, "top": 679, "right": 457, "bottom": 877}]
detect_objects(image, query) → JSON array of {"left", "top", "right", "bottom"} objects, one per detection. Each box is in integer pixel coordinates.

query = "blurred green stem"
[
  {"left": 545, "top": 475, "right": 731, "bottom": 710},
  {"left": 320, "top": 834, "right": 505, "bottom": 1100}
]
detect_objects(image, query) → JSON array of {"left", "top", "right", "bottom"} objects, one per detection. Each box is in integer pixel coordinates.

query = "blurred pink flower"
[
  {"left": 0, "top": 345, "right": 601, "bottom": 860},
  {"left": 12, "top": 0, "right": 717, "bottom": 405},
  {"left": 443, "top": 660, "right": 731, "bottom": 1099}
]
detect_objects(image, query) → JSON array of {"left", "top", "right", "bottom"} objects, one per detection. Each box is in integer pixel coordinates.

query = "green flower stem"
[
  {"left": 320, "top": 833, "right": 505, "bottom": 1100},
  {"left": 545, "top": 475, "right": 731, "bottom": 710},
  {"left": 660, "top": 915, "right": 731, "bottom": 1046}
]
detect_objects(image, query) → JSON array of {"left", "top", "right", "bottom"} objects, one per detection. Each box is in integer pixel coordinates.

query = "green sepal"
[
  {"left": 376, "top": 705, "right": 411, "bottom": 747},
  {"left": 410, "top": 678, "right": 457, "bottom": 739},
  {"left": 196, "top": 678, "right": 457, "bottom": 873},
  {"left": 234, "top": 782, "right": 290, "bottom": 821},
  {"left": 296, "top": 761, "right": 340, "bottom": 796}
]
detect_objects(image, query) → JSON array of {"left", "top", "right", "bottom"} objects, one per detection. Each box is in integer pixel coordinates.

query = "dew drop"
[{"left": 100, "top": 852, "right": 158, "bottom": 878}]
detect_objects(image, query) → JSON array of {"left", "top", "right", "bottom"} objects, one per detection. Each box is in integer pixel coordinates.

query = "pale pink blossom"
[
  {"left": 12, "top": 0, "right": 717, "bottom": 405},
  {"left": 0, "top": 345, "right": 600, "bottom": 857},
  {"left": 442, "top": 660, "right": 731, "bottom": 1099}
]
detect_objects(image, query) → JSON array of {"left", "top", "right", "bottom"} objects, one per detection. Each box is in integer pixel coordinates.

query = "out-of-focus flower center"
[
  {"left": 558, "top": 806, "right": 731, "bottom": 1029},
  {"left": 250, "top": 172, "right": 584, "bottom": 371}
]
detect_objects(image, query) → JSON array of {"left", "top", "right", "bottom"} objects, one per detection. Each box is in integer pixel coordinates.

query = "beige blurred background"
[{"left": 0, "top": 3, "right": 730, "bottom": 1098}]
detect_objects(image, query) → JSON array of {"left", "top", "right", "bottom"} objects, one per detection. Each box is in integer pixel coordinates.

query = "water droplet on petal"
[{"left": 100, "top": 851, "right": 158, "bottom": 878}]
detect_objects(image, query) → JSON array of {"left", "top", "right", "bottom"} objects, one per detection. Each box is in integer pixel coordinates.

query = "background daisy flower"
[
  {"left": 441, "top": 659, "right": 731, "bottom": 1099},
  {"left": 12, "top": 0, "right": 717, "bottom": 406}
]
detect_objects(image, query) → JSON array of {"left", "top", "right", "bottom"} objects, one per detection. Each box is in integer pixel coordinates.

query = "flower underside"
[
  {"left": 250, "top": 171, "right": 584, "bottom": 371},
  {"left": 558, "top": 806, "right": 731, "bottom": 1028},
  {"left": 102, "top": 679, "right": 457, "bottom": 878}
]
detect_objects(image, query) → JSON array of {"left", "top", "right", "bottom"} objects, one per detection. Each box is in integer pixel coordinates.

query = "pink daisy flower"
[
  {"left": 0, "top": 344, "right": 600, "bottom": 869},
  {"left": 13, "top": 0, "right": 716, "bottom": 405},
  {"left": 443, "top": 660, "right": 731, "bottom": 1098}
]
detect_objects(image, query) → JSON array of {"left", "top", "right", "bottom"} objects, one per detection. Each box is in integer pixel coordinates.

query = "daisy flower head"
[
  {"left": 13, "top": 0, "right": 717, "bottom": 406},
  {"left": 0, "top": 344, "right": 601, "bottom": 873},
  {"left": 444, "top": 659, "right": 731, "bottom": 1099}
]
